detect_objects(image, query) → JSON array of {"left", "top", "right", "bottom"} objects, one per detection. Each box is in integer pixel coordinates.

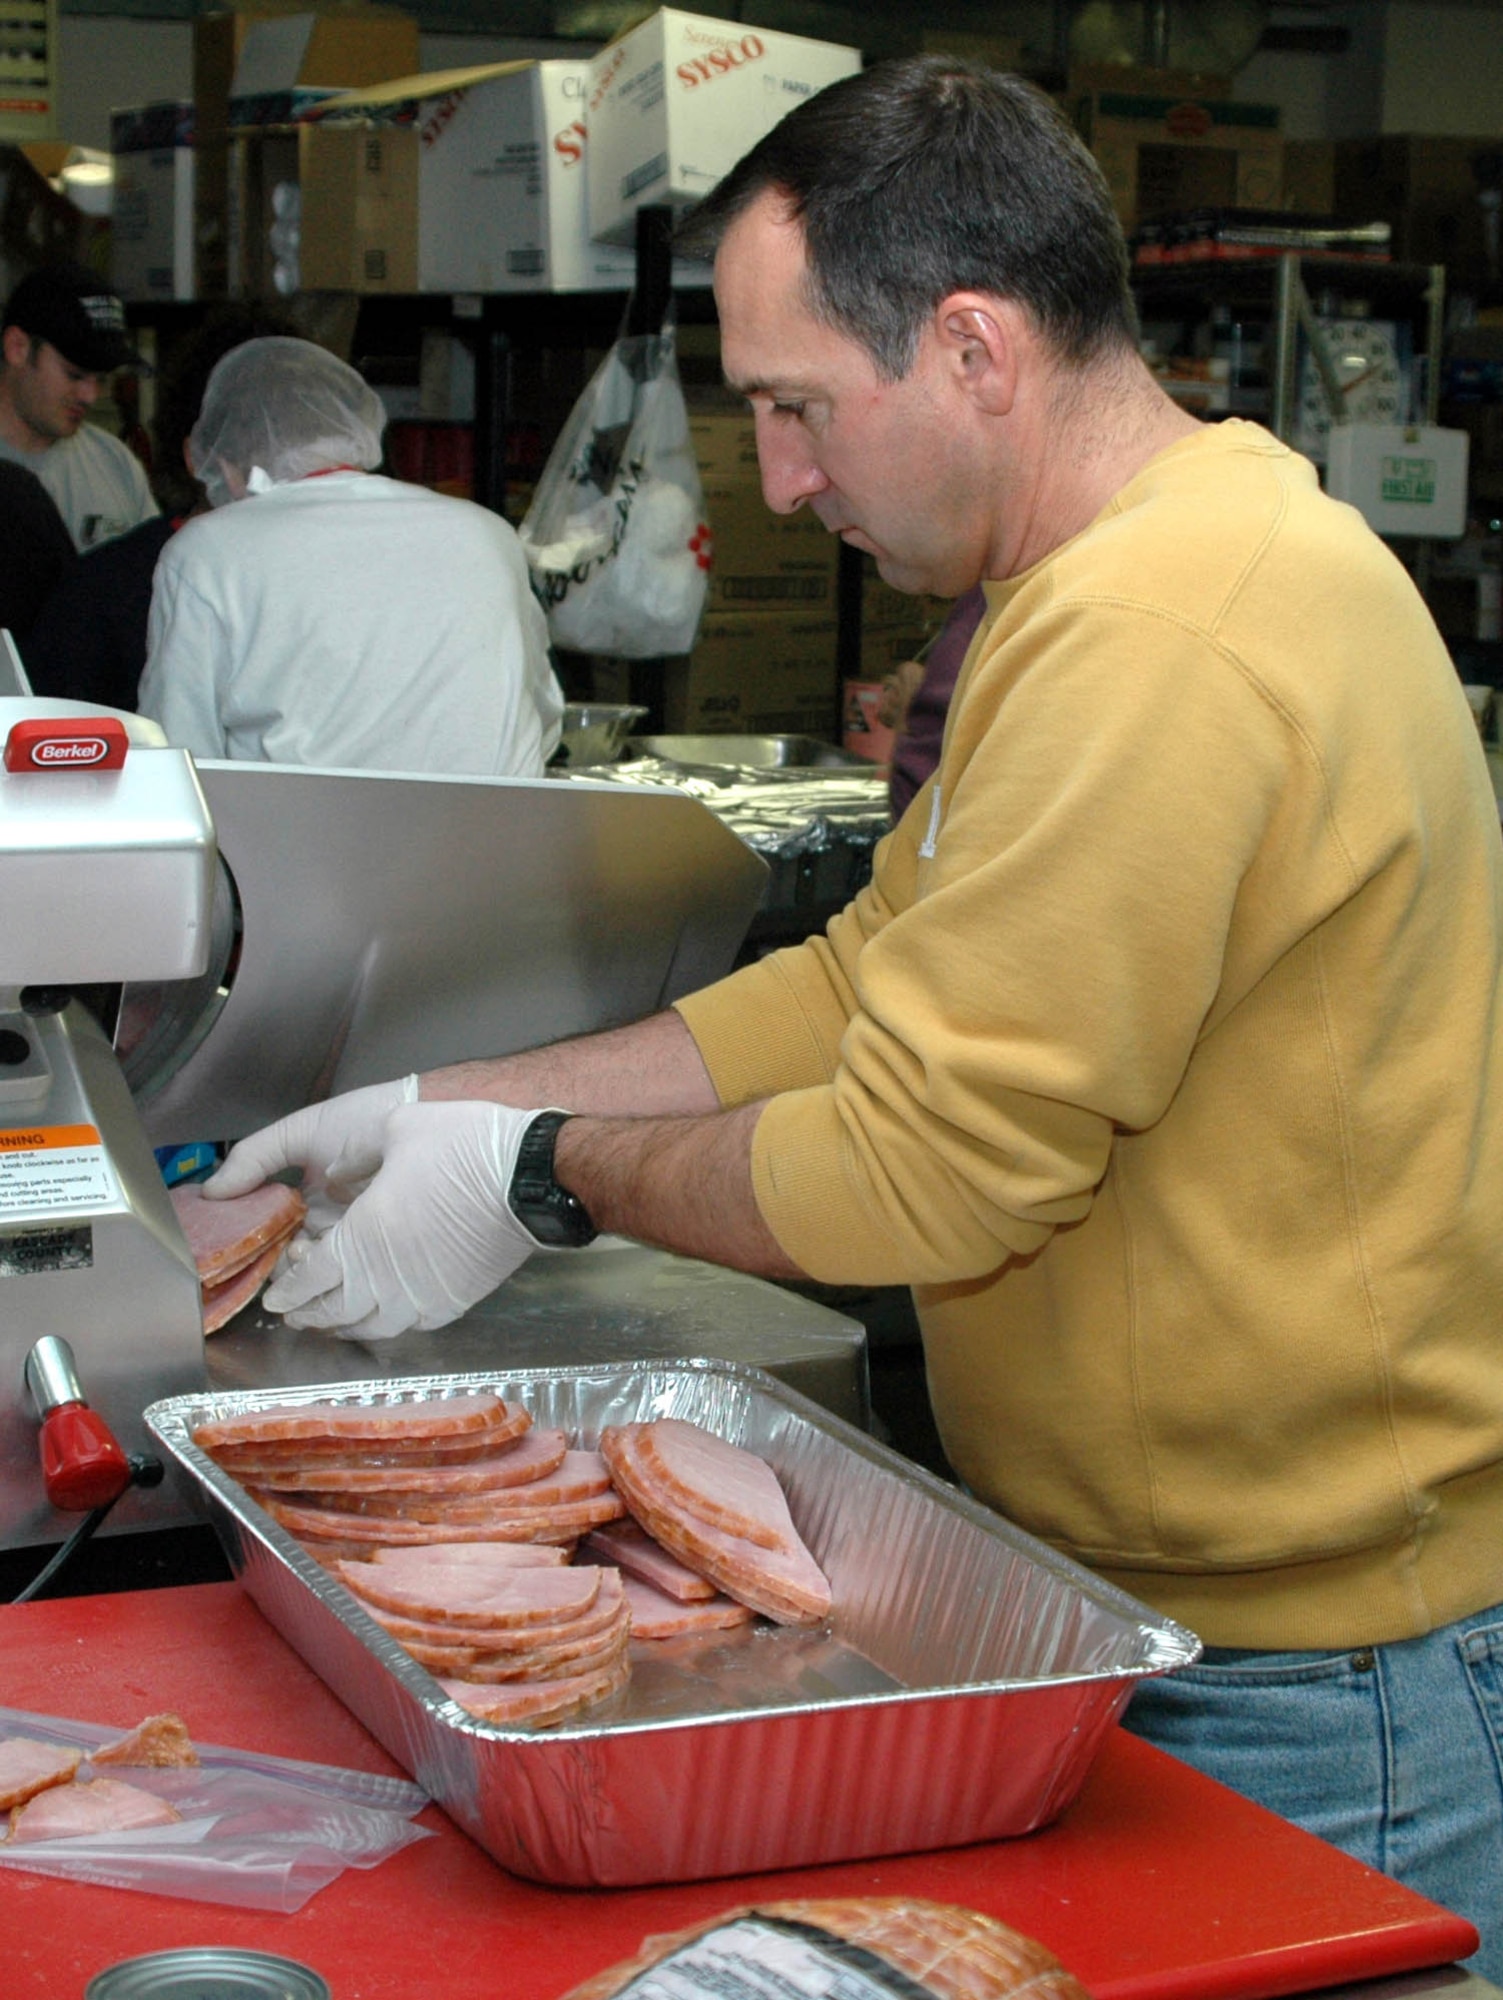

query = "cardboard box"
[
  {"left": 859, "top": 569, "right": 951, "bottom": 680},
  {"left": 0, "top": 0, "right": 58, "bottom": 142},
  {"left": 195, "top": 3, "right": 418, "bottom": 295},
  {"left": 315, "top": 60, "right": 711, "bottom": 293},
  {"left": 111, "top": 102, "right": 195, "bottom": 301},
  {"left": 586, "top": 7, "right": 860, "bottom": 247},
  {"left": 231, "top": 122, "right": 416, "bottom": 295},
  {"left": 664, "top": 613, "right": 838, "bottom": 734},
  {"left": 1331, "top": 136, "right": 1503, "bottom": 292},
  {"left": 1074, "top": 92, "right": 1282, "bottom": 227},
  {"left": 1280, "top": 138, "right": 1336, "bottom": 216}
]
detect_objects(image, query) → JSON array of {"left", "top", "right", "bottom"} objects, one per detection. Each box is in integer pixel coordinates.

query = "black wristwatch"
[{"left": 507, "top": 1111, "right": 598, "bottom": 1248}]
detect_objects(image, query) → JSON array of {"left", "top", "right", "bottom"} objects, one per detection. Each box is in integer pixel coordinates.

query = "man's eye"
[{"left": 771, "top": 400, "right": 805, "bottom": 420}]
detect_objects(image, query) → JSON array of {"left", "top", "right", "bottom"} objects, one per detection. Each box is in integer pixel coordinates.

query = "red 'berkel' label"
[{"left": 3, "top": 717, "right": 130, "bottom": 772}]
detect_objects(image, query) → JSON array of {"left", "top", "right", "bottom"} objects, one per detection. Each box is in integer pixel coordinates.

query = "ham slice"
[
  {"left": 441, "top": 1651, "right": 631, "bottom": 1728},
  {"left": 256, "top": 1489, "right": 621, "bottom": 1547},
  {"left": 90, "top": 1713, "right": 199, "bottom": 1769},
  {"left": 601, "top": 1423, "right": 831, "bottom": 1627},
  {"left": 363, "top": 1578, "right": 625, "bottom": 1651},
  {"left": 633, "top": 1420, "right": 799, "bottom": 1552},
  {"left": 330, "top": 1551, "right": 603, "bottom": 1628},
  {"left": 193, "top": 1394, "right": 524, "bottom": 1453},
  {"left": 171, "top": 1181, "right": 305, "bottom": 1288},
  {"left": 405, "top": 1617, "right": 630, "bottom": 1683},
  {"left": 581, "top": 1519, "right": 717, "bottom": 1602},
  {"left": 621, "top": 1574, "right": 755, "bottom": 1640},
  {"left": 200, "top": 1238, "right": 285, "bottom": 1335},
  {"left": 0, "top": 1739, "right": 82, "bottom": 1812},
  {"left": 239, "top": 1432, "right": 580, "bottom": 1497},
  {"left": 8, "top": 1776, "right": 182, "bottom": 1844}
]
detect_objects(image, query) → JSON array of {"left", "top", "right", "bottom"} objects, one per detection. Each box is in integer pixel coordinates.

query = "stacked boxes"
[
  {"left": 194, "top": 2, "right": 420, "bottom": 296},
  {"left": 665, "top": 404, "right": 841, "bottom": 735},
  {"left": 111, "top": 102, "right": 195, "bottom": 302}
]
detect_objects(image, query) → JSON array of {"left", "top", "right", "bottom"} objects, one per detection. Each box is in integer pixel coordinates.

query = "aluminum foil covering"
[
  {"left": 564, "top": 757, "right": 892, "bottom": 863},
  {"left": 146, "top": 1362, "right": 1200, "bottom": 1889}
]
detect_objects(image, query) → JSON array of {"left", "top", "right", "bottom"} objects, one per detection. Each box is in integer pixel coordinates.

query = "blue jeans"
[{"left": 1122, "top": 1603, "right": 1503, "bottom": 1984}]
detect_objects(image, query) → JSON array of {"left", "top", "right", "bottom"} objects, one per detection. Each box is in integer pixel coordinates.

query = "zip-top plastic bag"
[
  {"left": 0, "top": 1704, "right": 430, "bottom": 1912},
  {"left": 520, "top": 317, "right": 712, "bottom": 658}
]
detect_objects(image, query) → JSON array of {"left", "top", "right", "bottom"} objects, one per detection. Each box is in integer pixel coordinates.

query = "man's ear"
[
  {"left": 1, "top": 323, "right": 32, "bottom": 371},
  {"left": 935, "top": 294, "right": 1022, "bottom": 416}
]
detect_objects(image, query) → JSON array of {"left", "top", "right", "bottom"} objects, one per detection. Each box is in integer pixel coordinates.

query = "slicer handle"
[
  {"left": 25, "top": 1336, "right": 133, "bottom": 1512},
  {"left": 38, "top": 1401, "right": 133, "bottom": 1512}
]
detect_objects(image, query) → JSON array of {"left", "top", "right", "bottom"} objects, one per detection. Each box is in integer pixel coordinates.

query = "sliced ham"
[
  {"left": 192, "top": 1392, "right": 520, "bottom": 1453},
  {"left": 440, "top": 1651, "right": 630, "bottom": 1728},
  {"left": 255, "top": 1489, "right": 620, "bottom": 1547},
  {"left": 581, "top": 1519, "right": 717, "bottom": 1602},
  {"left": 171, "top": 1181, "right": 306, "bottom": 1288},
  {"left": 329, "top": 1552, "right": 603, "bottom": 1628},
  {"left": 602, "top": 1424, "right": 830, "bottom": 1628},
  {"left": 363, "top": 1577, "right": 625, "bottom": 1651},
  {"left": 90, "top": 1713, "right": 198, "bottom": 1769},
  {"left": 621, "top": 1574, "right": 755, "bottom": 1640},
  {"left": 239, "top": 1432, "right": 579, "bottom": 1497},
  {"left": 633, "top": 1419, "right": 800, "bottom": 1552},
  {"left": 7, "top": 1776, "right": 181, "bottom": 1844},
  {"left": 405, "top": 1617, "right": 630, "bottom": 1683},
  {"left": 0, "top": 1739, "right": 82, "bottom": 1812},
  {"left": 370, "top": 1542, "right": 568, "bottom": 1572},
  {"left": 200, "top": 1238, "right": 285, "bottom": 1335}
]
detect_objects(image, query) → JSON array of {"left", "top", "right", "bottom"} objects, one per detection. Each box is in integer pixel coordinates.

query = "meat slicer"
[{"left": 0, "top": 691, "right": 215, "bottom": 1553}]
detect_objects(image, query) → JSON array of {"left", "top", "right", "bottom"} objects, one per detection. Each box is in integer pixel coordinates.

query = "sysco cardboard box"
[
  {"left": 586, "top": 8, "right": 860, "bottom": 247},
  {"left": 111, "top": 101, "right": 196, "bottom": 301}
]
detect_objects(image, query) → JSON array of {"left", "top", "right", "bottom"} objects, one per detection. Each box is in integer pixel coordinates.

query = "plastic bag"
[
  {"left": 520, "top": 319, "right": 712, "bottom": 658},
  {"left": 0, "top": 1704, "right": 430, "bottom": 1912}
]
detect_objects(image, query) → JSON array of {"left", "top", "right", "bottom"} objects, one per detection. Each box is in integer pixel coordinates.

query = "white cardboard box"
[
  {"left": 1325, "top": 423, "right": 1470, "bottom": 540},
  {"left": 586, "top": 8, "right": 860, "bottom": 247},
  {"left": 312, "top": 60, "right": 708, "bottom": 292},
  {"left": 418, "top": 60, "right": 640, "bottom": 293},
  {"left": 110, "top": 102, "right": 196, "bottom": 302}
]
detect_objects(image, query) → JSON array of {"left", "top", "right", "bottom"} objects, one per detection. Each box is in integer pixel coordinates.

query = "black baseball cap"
[{"left": 2, "top": 262, "right": 146, "bottom": 373}]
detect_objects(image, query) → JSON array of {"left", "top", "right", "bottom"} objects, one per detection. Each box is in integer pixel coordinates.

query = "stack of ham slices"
[
  {"left": 193, "top": 1394, "right": 832, "bottom": 1727},
  {"left": 170, "top": 1181, "right": 307, "bottom": 1334},
  {"left": 0, "top": 1714, "right": 197, "bottom": 1844}
]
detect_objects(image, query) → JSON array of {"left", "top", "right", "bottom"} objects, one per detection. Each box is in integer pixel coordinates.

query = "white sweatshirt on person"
[{"left": 139, "top": 471, "right": 562, "bottom": 776}]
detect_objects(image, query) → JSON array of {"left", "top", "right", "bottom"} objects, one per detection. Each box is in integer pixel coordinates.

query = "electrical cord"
[{"left": 9, "top": 1454, "right": 164, "bottom": 1605}]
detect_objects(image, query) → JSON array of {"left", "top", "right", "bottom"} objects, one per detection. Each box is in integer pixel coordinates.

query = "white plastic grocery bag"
[{"left": 520, "top": 320, "right": 711, "bottom": 658}]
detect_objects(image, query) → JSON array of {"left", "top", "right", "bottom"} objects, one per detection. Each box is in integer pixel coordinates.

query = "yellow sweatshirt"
[{"left": 676, "top": 420, "right": 1503, "bottom": 1650}]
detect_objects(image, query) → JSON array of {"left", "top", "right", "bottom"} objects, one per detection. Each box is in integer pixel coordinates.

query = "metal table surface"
[{"left": 202, "top": 1241, "right": 870, "bottom": 1430}]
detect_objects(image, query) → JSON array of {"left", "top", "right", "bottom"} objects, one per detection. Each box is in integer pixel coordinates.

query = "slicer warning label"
[{"left": 0, "top": 1124, "right": 120, "bottom": 1221}]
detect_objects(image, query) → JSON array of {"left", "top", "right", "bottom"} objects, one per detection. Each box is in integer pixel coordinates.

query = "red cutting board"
[{"left": 0, "top": 1582, "right": 1478, "bottom": 2000}]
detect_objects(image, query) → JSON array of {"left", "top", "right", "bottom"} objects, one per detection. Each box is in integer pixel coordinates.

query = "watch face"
[{"left": 1293, "top": 318, "right": 1409, "bottom": 462}]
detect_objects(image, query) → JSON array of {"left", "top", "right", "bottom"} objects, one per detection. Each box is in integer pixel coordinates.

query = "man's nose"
[
  {"left": 75, "top": 375, "right": 102, "bottom": 406},
  {"left": 754, "top": 415, "right": 828, "bottom": 516}
]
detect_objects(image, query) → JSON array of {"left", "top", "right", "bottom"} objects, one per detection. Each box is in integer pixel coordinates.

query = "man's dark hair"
[{"left": 677, "top": 56, "right": 1137, "bottom": 379}]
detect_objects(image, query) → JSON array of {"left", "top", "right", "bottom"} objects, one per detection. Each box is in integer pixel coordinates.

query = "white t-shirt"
[
  {"left": 138, "top": 473, "right": 564, "bottom": 777},
  {"left": 0, "top": 421, "right": 158, "bottom": 552}
]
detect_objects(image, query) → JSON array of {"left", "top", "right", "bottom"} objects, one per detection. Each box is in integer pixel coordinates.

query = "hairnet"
[{"left": 188, "top": 335, "right": 386, "bottom": 508}]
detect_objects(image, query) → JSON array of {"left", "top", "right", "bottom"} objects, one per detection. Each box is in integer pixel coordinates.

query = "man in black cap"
[{"left": 0, "top": 261, "right": 157, "bottom": 552}]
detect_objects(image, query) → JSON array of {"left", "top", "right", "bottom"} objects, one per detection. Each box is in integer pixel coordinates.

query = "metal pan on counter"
[{"left": 146, "top": 1360, "right": 1199, "bottom": 1888}]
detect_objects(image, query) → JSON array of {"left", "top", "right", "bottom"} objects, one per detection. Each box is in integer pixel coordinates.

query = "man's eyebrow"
[{"left": 723, "top": 372, "right": 809, "bottom": 399}]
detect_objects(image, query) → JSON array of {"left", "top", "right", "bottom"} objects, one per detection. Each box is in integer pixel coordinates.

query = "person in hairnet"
[{"left": 137, "top": 336, "right": 563, "bottom": 774}]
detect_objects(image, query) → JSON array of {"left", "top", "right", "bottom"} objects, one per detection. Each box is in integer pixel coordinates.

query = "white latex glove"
[
  {"left": 260, "top": 1099, "right": 547, "bottom": 1341},
  {"left": 205, "top": 1075, "right": 419, "bottom": 1233}
]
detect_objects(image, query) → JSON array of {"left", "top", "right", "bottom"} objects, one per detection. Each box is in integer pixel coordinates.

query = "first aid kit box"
[
  {"left": 586, "top": 7, "right": 860, "bottom": 247},
  {"left": 1325, "top": 422, "right": 1470, "bottom": 540}
]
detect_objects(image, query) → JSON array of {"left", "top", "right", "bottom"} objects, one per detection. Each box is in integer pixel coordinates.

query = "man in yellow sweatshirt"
[{"left": 211, "top": 59, "right": 1503, "bottom": 1965}]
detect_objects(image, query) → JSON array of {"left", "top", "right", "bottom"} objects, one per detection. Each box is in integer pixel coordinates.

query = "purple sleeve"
[{"left": 888, "top": 586, "right": 987, "bottom": 819}]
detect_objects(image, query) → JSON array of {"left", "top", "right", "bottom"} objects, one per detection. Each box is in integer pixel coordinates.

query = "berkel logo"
[{"left": 34, "top": 736, "right": 109, "bottom": 765}]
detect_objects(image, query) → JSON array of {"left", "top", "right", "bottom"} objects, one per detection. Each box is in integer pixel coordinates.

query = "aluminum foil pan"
[{"left": 146, "top": 1361, "right": 1199, "bottom": 1888}]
